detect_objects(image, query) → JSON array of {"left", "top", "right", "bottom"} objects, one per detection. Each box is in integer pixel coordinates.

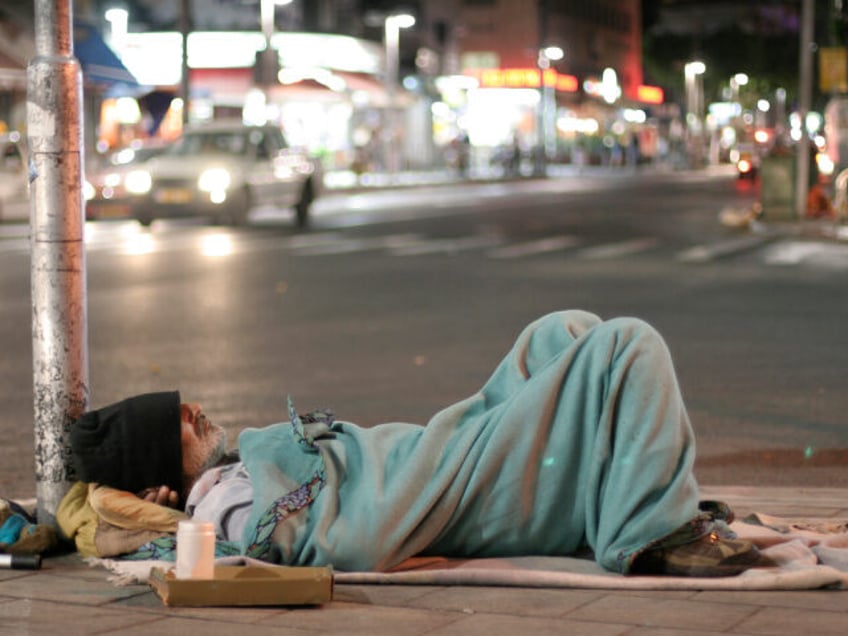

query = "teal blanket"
[{"left": 235, "top": 310, "right": 701, "bottom": 574}]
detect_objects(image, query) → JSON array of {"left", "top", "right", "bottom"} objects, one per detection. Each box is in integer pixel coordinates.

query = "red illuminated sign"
[
  {"left": 636, "top": 85, "right": 664, "bottom": 104},
  {"left": 468, "top": 68, "right": 578, "bottom": 93},
  {"left": 555, "top": 74, "right": 578, "bottom": 92}
]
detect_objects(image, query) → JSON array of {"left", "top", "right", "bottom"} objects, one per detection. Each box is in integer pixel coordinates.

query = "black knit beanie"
[{"left": 69, "top": 391, "right": 183, "bottom": 494}]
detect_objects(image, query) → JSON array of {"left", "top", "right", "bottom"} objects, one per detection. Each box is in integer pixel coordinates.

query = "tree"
[{"left": 641, "top": 1, "right": 825, "bottom": 113}]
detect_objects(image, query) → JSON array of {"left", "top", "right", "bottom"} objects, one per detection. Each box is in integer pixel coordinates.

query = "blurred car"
[
  {"left": 84, "top": 140, "right": 172, "bottom": 221},
  {"left": 120, "top": 120, "right": 321, "bottom": 227},
  {"left": 0, "top": 131, "right": 29, "bottom": 221}
]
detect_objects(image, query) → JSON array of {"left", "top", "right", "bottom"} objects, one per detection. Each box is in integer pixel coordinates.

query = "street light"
[
  {"left": 541, "top": 46, "right": 564, "bottom": 63},
  {"left": 728, "top": 72, "right": 748, "bottom": 145},
  {"left": 104, "top": 8, "right": 128, "bottom": 55},
  {"left": 729, "top": 72, "right": 748, "bottom": 107},
  {"left": 384, "top": 13, "right": 415, "bottom": 175},
  {"left": 257, "top": 1, "right": 293, "bottom": 83},
  {"left": 535, "top": 45, "right": 564, "bottom": 174},
  {"left": 684, "top": 61, "right": 706, "bottom": 167}
]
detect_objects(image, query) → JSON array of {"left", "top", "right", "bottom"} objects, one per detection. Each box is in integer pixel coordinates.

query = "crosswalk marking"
[
  {"left": 576, "top": 237, "right": 659, "bottom": 260},
  {"left": 293, "top": 233, "right": 421, "bottom": 255},
  {"left": 2, "top": 221, "right": 846, "bottom": 270},
  {"left": 762, "top": 241, "right": 823, "bottom": 265},
  {"left": 676, "top": 235, "right": 769, "bottom": 263},
  {"left": 285, "top": 232, "right": 347, "bottom": 249},
  {"left": 390, "top": 234, "right": 504, "bottom": 256},
  {"left": 488, "top": 235, "right": 580, "bottom": 259},
  {"left": 762, "top": 240, "right": 848, "bottom": 267}
]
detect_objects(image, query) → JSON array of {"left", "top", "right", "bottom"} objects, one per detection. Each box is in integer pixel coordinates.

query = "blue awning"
[{"left": 73, "top": 20, "right": 142, "bottom": 96}]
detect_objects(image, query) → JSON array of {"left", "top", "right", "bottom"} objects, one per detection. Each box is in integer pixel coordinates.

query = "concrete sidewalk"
[{"left": 1, "top": 486, "right": 845, "bottom": 635}]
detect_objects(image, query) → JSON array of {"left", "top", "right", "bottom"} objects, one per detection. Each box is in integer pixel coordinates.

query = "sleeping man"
[{"left": 59, "top": 310, "right": 767, "bottom": 577}]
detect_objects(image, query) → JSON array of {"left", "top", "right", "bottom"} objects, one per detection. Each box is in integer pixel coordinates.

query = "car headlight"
[
  {"left": 124, "top": 169, "right": 152, "bottom": 194},
  {"left": 198, "top": 168, "right": 232, "bottom": 193}
]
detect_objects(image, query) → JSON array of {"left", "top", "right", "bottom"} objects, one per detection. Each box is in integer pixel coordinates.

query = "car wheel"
[
  {"left": 295, "top": 180, "right": 313, "bottom": 228},
  {"left": 225, "top": 186, "right": 251, "bottom": 226},
  {"left": 136, "top": 211, "right": 154, "bottom": 226}
]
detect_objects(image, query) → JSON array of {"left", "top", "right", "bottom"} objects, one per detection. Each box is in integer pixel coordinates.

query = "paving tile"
[
  {"left": 257, "top": 600, "right": 463, "bottom": 635},
  {"left": 98, "top": 615, "right": 315, "bottom": 635},
  {"left": 627, "top": 628, "right": 752, "bottom": 636},
  {"left": 111, "top": 588, "right": 291, "bottom": 623},
  {"left": 333, "top": 583, "right": 450, "bottom": 606},
  {"left": 739, "top": 505, "right": 847, "bottom": 518},
  {"left": 696, "top": 589, "right": 848, "bottom": 612},
  {"left": 565, "top": 594, "right": 758, "bottom": 631},
  {"left": 735, "top": 606, "right": 848, "bottom": 634},
  {"left": 0, "top": 571, "right": 146, "bottom": 605},
  {"left": 46, "top": 559, "right": 125, "bottom": 582},
  {"left": 0, "top": 570, "right": 34, "bottom": 584},
  {"left": 394, "top": 584, "right": 603, "bottom": 618},
  {"left": 0, "top": 598, "right": 160, "bottom": 634},
  {"left": 421, "top": 611, "right": 629, "bottom": 636},
  {"left": 699, "top": 487, "right": 848, "bottom": 518},
  {"left": 612, "top": 589, "right": 700, "bottom": 601}
]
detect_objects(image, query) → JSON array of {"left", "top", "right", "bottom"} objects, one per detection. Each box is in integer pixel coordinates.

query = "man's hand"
[{"left": 137, "top": 485, "right": 179, "bottom": 508}]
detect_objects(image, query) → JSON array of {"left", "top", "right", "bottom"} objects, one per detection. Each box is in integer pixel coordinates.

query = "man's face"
[{"left": 180, "top": 403, "right": 227, "bottom": 491}]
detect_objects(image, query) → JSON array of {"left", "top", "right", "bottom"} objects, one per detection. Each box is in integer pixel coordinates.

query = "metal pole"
[
  {"left": 537, "top": 52, "right": 549, "bottom": 169},
  {"left": 384, "top": 17, "right": 399, "bottom": 175},
  {"left": 27, "top": 0, "right": 88, "bottom": 526},
  {"left": 795, "top": 0, "right": 815, "bottom": 218},
  {"left": 180, "top": 0, "right": 191, "bottom": 124},
  {"left": 258, "top": 0, "right": 277, "bottom": 110},
  {"left": 534, "top": 0, "right": 547, "bottom": 176}
]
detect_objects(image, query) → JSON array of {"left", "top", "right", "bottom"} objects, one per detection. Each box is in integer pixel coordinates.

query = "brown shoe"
[{"left": 632, "top": 532, "right": 767, "bottom": 577}]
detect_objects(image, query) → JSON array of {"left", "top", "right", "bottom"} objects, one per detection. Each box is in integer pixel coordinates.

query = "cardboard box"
[{"left": 149, "top": 565, "right": 333, "bottom": 607}]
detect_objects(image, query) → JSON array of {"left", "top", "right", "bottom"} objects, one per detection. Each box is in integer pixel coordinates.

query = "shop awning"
[
  {"left": 73, "top": 20, "right": 142, "bottom": 96},
  {"left": 334, "top": 71, "right": 395, "bottom": 107},
  {"left": 188, "top": 67, "right": 401, "bottom": 107}
]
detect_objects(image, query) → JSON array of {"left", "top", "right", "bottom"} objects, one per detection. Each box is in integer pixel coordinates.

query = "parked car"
[
  {"left": 119, "top": 120, "right": 321, "bottom": 227},
  {"left": 0, "top": 132, "right": 29, "bottom": 221},
  {"left": 84, "top": 140, "right": 173, "bottom": 221}
]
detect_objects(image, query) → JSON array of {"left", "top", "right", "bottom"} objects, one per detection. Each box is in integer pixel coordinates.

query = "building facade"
[
  {"left": 421, "top": 0, "right": 660, "bottom": 169},
  {"left": 1, "top": 0, "right": 664, "bottom": 173}
]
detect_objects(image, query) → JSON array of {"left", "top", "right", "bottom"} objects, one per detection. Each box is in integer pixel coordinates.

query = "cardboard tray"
[{"left": 149, "top": 565, "right": 333, "bottom": 607}]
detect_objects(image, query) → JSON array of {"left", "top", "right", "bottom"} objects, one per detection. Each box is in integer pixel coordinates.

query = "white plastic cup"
[{"left": 175, "top": 520, "right": 215, "bottom": 580}]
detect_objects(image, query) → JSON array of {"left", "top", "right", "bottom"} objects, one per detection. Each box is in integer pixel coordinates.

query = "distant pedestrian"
[
  {"left": 627, "top": 134, "right": 641, "bottom": 167},
  {"left": 451, "top": 132, "right": 471, "bottom": 177}
]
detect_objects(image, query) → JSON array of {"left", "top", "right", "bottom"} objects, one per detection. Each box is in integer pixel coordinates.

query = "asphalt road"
[{"left": 1, "top": 166, "right": 846, "bottom": 498}]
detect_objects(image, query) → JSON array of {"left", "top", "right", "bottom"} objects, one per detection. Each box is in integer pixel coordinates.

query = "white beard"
[{"left": 182, "top": 424, "right": 228, "bottom": 493}]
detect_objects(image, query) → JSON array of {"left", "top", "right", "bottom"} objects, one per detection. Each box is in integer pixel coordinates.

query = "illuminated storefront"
[
  {"left": 431, "top": 60, "right": 664, "bottom": 170},
  {"left": 99, "top": 31, "right": 402, "bottom": 170}
]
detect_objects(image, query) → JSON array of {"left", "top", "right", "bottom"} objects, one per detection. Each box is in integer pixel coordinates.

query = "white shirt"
[{"left": 185, "top": 461, "right": 254, "bottom": 542}]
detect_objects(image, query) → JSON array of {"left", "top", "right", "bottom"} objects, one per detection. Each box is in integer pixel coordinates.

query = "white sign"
[{"left": 119, "top": 31, "right": 383, "bottom": 86}]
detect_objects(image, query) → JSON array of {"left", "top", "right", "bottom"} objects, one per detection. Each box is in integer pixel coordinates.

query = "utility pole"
[
  {"left": 180, "top": 0, "right": 192, "bottom": 123},
  {"left": 27, "top": 0, "right": 88, "bottom": 525},
  {"left": 795, "top": 0, "right": 815, "bottom": 218},
  {"left": 534, "top": 0, "right": 548, "bottom": 177}
]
